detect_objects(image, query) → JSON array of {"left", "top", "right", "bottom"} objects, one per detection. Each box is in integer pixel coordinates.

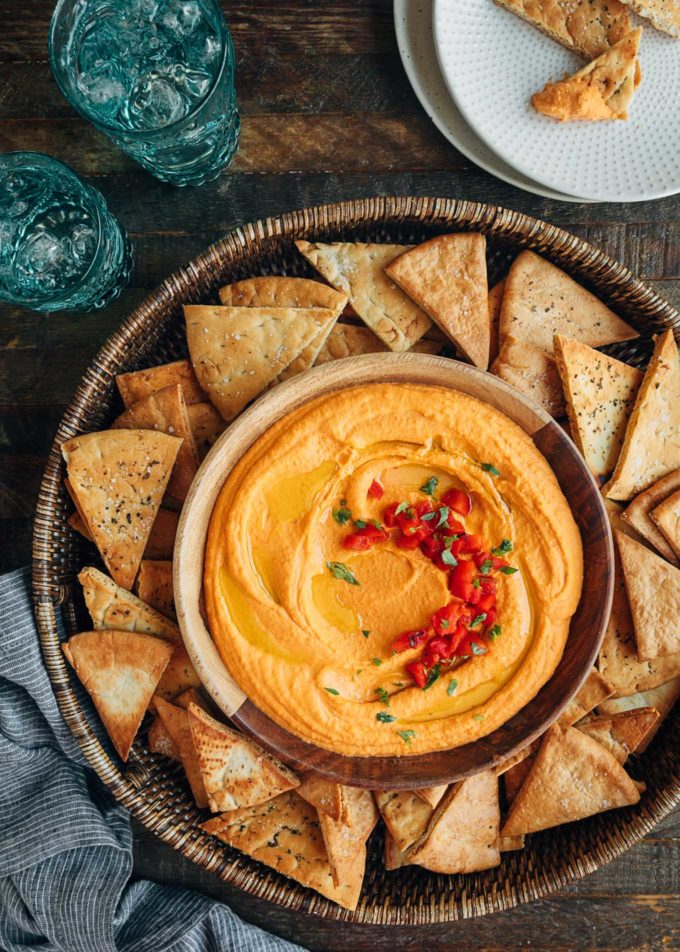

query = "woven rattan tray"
[{"left": 33, "top": 197, "right": 680, "bottom": 923}]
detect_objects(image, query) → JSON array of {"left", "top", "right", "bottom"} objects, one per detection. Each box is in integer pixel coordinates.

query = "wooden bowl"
[{"left": 175, "top": 352, "right": 612, "bottom": 787}]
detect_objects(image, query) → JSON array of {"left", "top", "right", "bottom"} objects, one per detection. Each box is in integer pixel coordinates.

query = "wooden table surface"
[{"left": 1, "top": 2, "right": 678, "bottom": 949}]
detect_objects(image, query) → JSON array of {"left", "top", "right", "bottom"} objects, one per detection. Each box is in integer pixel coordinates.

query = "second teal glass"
[{"left": 49, "top": 0, "right": 240, "bottom": 186}]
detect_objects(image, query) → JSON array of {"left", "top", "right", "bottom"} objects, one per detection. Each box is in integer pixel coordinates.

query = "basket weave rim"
[{"left": 32, "top": 196, "right": 680, "bottom": 924}]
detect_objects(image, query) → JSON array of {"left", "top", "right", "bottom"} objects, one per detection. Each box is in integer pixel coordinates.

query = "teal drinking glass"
[
  {"left": 49, "top": 0, "right": 240, "bottom": 186},
  {"left": 0, "top": 152, "right": 133, "bottom": 313}
]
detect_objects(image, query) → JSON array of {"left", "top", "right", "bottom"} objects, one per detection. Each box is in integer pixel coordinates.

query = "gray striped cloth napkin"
[{"left": 0, "top": 569, "right": 305, "bottom": 952}]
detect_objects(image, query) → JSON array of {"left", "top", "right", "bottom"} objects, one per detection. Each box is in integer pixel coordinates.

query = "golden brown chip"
[
  {"left": 494, "top": 0, "right": 632, "bottom": 59},
  {"left": 79, "top": 566, "right": 181, "bottom": 645},
  {"left": 148, "top": 714, "right": 180, "bottom": 760},
  {"left": 384, "top": 830, "right": 408, "bottom": 870},
  {"left": 116, "top": 359, "right": 205, "bottom": 408},
  {"left": 624, "top": 470, "right": 680, "bottom": 565},
  {"left": 136, "top": 560, "right": 175, "bottom": 620},
  {"left": 488, "top": 278, "right": 505, "bottom": 364},
  {"left": 558, "top": 667, "right": 615, "bottom": 726},
  {"left": 651, "top": 489, "right": 680, "bottom": 560},
  {"left": 154, "top": 697, "right": 208, "bottom": 808},
  {"left": 413, "top": 785, "right": 448, "bottom": 809},
  {"left": 144, "top": 508, "right": 179, "bottom": 560},
  {"left": 154, "top": 644, "right": 201, "bottom": 701},
  {"left": 296, "top": 773, "right": 345, "bottom": 821},
  {"left": 318, "top": 788, "right": 378, "bottom": 887},
  {"left": 374, "top": 790, "right": 434, "bottom": 852},
  {"left": 616, "top": 530, "right": 680, "bottom": 660},
  {"left": 597, "top": 677, "right": 680, "bottom": 750},
  {"left": 187, "top": 402, "right": 225, "bottom": 460},
  {"left": 618, "top": 0, "right": 680, "bottom": 37},
  {"left": 314, "top": 323, "right": 388, "bottom": 364},
  {"left": 219, "top": 275, "right": 348, "bottom": 312},
  {"left": 577, "top": 708, "right": 659, "bottom": 763},
  {"left": 491, "top": 335, "right": 566, "bottom": 417}
]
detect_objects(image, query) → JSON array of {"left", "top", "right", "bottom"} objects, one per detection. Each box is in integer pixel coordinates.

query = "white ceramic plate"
[{"left": 433, "top": 0, "right": 680, "bottom": 203}]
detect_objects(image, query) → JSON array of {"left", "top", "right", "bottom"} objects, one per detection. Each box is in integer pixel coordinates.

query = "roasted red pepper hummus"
[{"left": 204, "top": 383, "right": 583, "bottom": 756}]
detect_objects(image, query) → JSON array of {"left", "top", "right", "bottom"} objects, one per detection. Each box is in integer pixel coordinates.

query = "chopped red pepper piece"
[
  {"left": 391, "top": 628, "right": 429, "bottom": 653},
  {"left": 432, "top": 601, "right": 464, "bottom": 635},
  {"left": 441, "top": 488, "right": 472, "bottom": 517},
  {"left": 342, "top": 524, "right": 389, "bottom": 551},
  {"left": 422, "top": 636, "right": 452, "bottom": 668},
  {"left": 477, "top": 592, "right": 496, "bottom": 614},
  {"left": 383, "top": 502, "right": 401, "bottom": 527},
  {"left": 368, "top": 479, "right": 384, "bottom": 499},
  {"left": 448, "top": 559, "right": 476, "bottom": 600},
  {"left": 405, "top": 659, "right": 427, "bottom": 689}
]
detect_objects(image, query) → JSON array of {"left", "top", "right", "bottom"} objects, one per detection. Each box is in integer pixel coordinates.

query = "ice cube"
[
  {"left": 77, "top": 60, "right": 127, "bottom": 107},
  {"left": 70, "top": 222, "right": 98, "bottom": 261},
  {"left": 128, "top": 70, "right": 189, "bottom": 128},
  {"left": 15, "top": 232, "right": 66, "bottom": 288}
]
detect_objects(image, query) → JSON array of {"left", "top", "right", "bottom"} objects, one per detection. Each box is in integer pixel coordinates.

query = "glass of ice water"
[
  {"left": 0, "top": 152, "right": 133, "bottom": 313},
  {"left": 49, "top": 0, "right": 240, "bottom": 187}
]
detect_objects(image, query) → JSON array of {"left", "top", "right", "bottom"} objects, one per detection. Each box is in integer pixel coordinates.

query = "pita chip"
[
  {"left": 314, "top": 323, "right": 388, "bottom": 364},
  {"left": 174, "top": 687, "right": 209, "bottom": 711},
  {"left": 79, "top": 566, "right": 180, "bottom": 644},
  {"left": 202, "top": 792, "right": 365, "bottom": 910},
  {"left": 598, "top": 677, "right": 680, "bottom": 750},
  {"left": 605, "top": 330, "right": 680, "bottom": 500},
  {"left": 493, "top": 0, "right": 632, "bottom": 59},
  {"left": 616, "top": 531, "right": 680, "bottom": 660},
  {"left": 577, "top": 708, "right": 659, "bottom": 763},
  {"left": 188, "top": 703, "right": 298, "bottom": 812},
  {"left": 384, "top": 830, "right": 408, "bottom": 870},
  {"left": 154, "top": 643, "right": 201, "bottom": 701},
  {"left": 488, "top": 278, "right": 505, "bottom": 364},
  {"left": 499, "top": 251, "right": 638, "bottom": 356},
  {"left": 63, "top": 630, "right": 172, "bottom": 761},
  {"left": 503, "top": 744, "right": 539, "bottom": 805},
  {"left": 296, "top": 240, "right": 431, "bottom": 351},
  {"left": 384, "top": 233, "right": 490, "bottom": 369},
  {"left": 219, "top": 275, "right": 348, "bottom": 313},
  {"left": 652, "top": 489, "right": 680, "bottom": 559},
  {"left": 296, "top": 773, "right": 345, "bottom": 821},
  {"left": 413, "top": 785, "right": 448, "bottom": 809},
  {"left": 154, "top": 697, "right": 208, "bottom": 808},
  {"left": 407, "top": 771, "right": 501, "bottom": 874},
  {"left": 501, "top": 725, "right": 641, "bottom": 837},
  {"left": 184, "top": 304, "right": 335, "bottom": 421},
  {"left": 187, "top": 402, "right": 225, "bottom": 460},
  {"left": 491, "top": 335, "right": 566, "bottom": 417},
  {"left": 148, "top": 713, "right": 180, "bottom": 760},
  {"left": 62, "top": 430, "right": 181, "bottom": 590},
  {"left": 144, "top": 508, "right": 179, "bottom": 560},
  {"left": 112, "top": 384, "right": 199, "bottom": 508},
  {"left": 558, "top": 667, "right": 615, "bottom": 726},
  {"left": 374, "top": 790, "right": 433, "bottom": 852},
  {"left": 116, "top": 359, "right": 205, "bottom": 408},
  {"left": 624, "top": 470, "right": 680, "bottom": 565},
  {"left": 618, "top": 0, "right": 680, "bottom": 36},
  {"left": 136, "top": 560, "right": 175, "bottom": 620},
  {"left": 500, "top": 834, "right": 525, "bottom": 852},
  {"left": 319, "top": 788, "right": 378, "bottom": 887},
  {"left": 67, "top": 509, "right": 92, "bottom": 541},
  {"left": 554, "top": 336, "right": 643, "bottom": 477},
  {"left": 532, "top": 29, "right": 642, "bottom": 122}
]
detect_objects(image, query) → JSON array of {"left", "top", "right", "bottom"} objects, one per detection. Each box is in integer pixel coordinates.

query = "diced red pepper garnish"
[
  {"left": 391, "top": 628, "right": 429, "bottom": 653},
  {"left": 480, "top": 577, "right": 496, "bottom": 594},
  {"left": 460, "top": 533, "right": 485, "bottom": 554},
  {"left": 448, "top": 559, "right": 476, "bottom": 600},
  {"left": 432, "top": 601, "right": 464, "bottom": 635},
  {"left": 477, "top": 592, "right": 496, "bottom": 614},
  {"left": 405, "top": 660, "right": 427, "bottom": 689},
  {"left": 368, "top": 479, "right": 384, "bottom": 500},
  {"left": 342, "top": 524, "right": 389, "bottom": 551},
  {"left": 383, "top": 502, "right": 400, "bottom": 527},
  {"left": 441, "top": 488, "right": 472, "bottom": 517},
  {"left": 491, "top": 556, "right": 510, "bottom": 570},
  {"left": 484, "top": 607, "right": 497, "bottom": 629},
  {"left": 422, "top": 636, "right": 452, "bottom": 668}
]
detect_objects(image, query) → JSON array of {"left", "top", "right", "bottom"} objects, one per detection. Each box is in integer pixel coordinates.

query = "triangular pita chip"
[
  {"left": 577, "top": 708, "right": 659, "bottom": 763},
  {"left": 501, "top": 725, "right": 641, "bottom": 837},
  {"left": 384, "top": 830, "right": 407, "bottom": 870},
  {"left": 68, "top": 506, "right": 178, "bottom": 558},
  {"left": 63, "top": 630, "right": 172, "bottom": 761},
  {"left": 116, "top": 359, "right": 204, "bottom": 408},
  {"left": 532, "top": 29, "right": 642, "bottom": 121},
  {"left": 112, "top": 384, "right": 199, "bottom": 508},
  {"left": 184, "top": 304, "right": 335, "bottom": 421},
  {"left": 154, "top": 697, "right": 208, "bottom": 808},
  {"left": 491, "top": 335, "right": 566, "bottom": 416},
  {"left": 605, "top": 330, "right": 680, "bottom": 500},
  {"left": 219, "top": 275, "right": 348, "bottom": 313},
  {"left": 488, "top": 278, "right": 505, "bottom": 364},
  {"left": 187, "top": 402, "right": 225, "bottom": 460},
  {"left": 187, "top": 703, "right": 298, "bottom": 812},
  {"left": 274, "top": 322, "right": 338, "bottom": 384},
  {"left": 597, "top": 677, "right": 680, "bottom": 751},
  {"left": 652, "top": 489, "right": 680, "bottom": 559},
  {"left": 318, "top": 788, "right": 378, "bottom": 887},
  {"left": 624, "top": 470, "right": 680, "bottom": 565},
  {"left": 494, "top": 0, "right": 632, "bottom": 59},
  {"left": 148, "top": 713, "right": 180, "bottom": 760},
  {"left": 554, "top": 336, "right": 643, "bottom": 477},
  {"left": 201, "top": 792, "right": 365, "bottom": 910},
  {"left": 407, "top": 771, "right": 500, "bottom": 874},
  {"left": 616, "top": 531, "right": 680, "bottom": 660},
  {"left": 154, "top": 644, "right": 201, "bottom": 701},
  {"left": 136, "top": 560, "right": 175, "bottom": 620},
  {"left": 79, "top": 566, "right": 180, "bottom": 644},
  {"left": 296, "top": 240, "right": 431, "bottom": 351},
  {"left": 502, "top": 742, "right": 540, "bottom": 805},
  {"left": 314, "top": 323, "right": 388, "bottom": 364},
  {"left": 618, "top": 0, "right": 680, "bottom": 37},
  {"left": 384, "top": 233, "right": 490, "bottom": 369},
  {"left": 499, "top": 251, "right": 638, "bottom": 356},
  {"left": 296, "top": 773, "right": 345, "bottom": 821},
  {"left": 413, "top": 785, "right": 448, "bottom": 809},
  {"left": 62, "top": 430, "right": 181, "bottom": 590},
  {"left": 558, "top": 667, "right": 615, "bottom": 726},
  {"left": 374, "top": 790, "right": 433, "bottom": 852}
]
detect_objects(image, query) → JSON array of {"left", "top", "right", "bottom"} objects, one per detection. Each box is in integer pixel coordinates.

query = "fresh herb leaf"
[
  {"left": 470, "top": 613, "right": 487, "bottom": 628},
  {"left": 324, "top": 687, "right": 339, "bottom": 696},
  {"left": 447, "top": 679, "right": 459, "bottom": 696},
  {"left": 354, "top": 519, "right": 367, "bottom": 529},
  {"left": 480, "top": 559, "right": 493, "bottom": 575},
  {"left": 489, "top": 624, "right": 502, "bottom": 640},
  {"left": 473, "top": 713, "right": 485, "bottom": 721},
  {"left": 332, "top": 507, "right": 352, "bottom": 525},
  {"left": 481, "top": 462, "right": 501, "bottom": 477},
  {"left": 362, "top": 629, "right": 371, "bottom": 639},
  {"left": 470, "top": 641, "right": 487, "bottom": 655},
  {"left": 500, "top": 566, "right": 518, "bottom": 575},
  {"left": 395, "top": 501, "right": 410, "bottom": 515},
  {"left": 397, "top": 729, "right": 416, "bottom": 745},
  {"left": 421, "top": 511, "right": 436, "bottom": 521},
  {"left": 439, "top": 619, "right": 449, "bottom": 629},
  {"left": 326, "top": 561, "right": 360, "bottom": 585},
  {"left": 420, "top": 476, "right": 439, "bottom": 496},
  {"left": 441, "top": 548, "right": 458, "bottom": 567},
  {"left": 436, "top": 506, "right": 450, "bottom": 528},
  {"left": 492, "top": 538, "right": 513, "bottom": 556},
  {"left": 472, "top": 577, "right": 481, "bottom": 589},
  {"left": 424, "top": 664, "right": 441, "bottom": 690},
  {"left": 375, "top": 687, "right": 390, "bottom": 706},
  {"left": 372, "top": 657, "right": 383, "bottom": 667},
  {"left": 370, "top": 519, "right": 383, "bottom": 530},
  {"left": 376, "top": 711, "right": 397, "bottom": 723}
]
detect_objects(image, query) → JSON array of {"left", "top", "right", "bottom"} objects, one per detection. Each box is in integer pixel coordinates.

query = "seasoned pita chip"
[
  {"left": 79, "top": 566, "right": 180, "bottom": 644},
  {"left": 154, "top": 644, "right": 201, "bottom": 701},
  {"left": 374, "top": 790, "right": 433, "bottom": 852},
  {"left": 148, "top": 714, "right": 180, "bottom": 760},
  {"left": 488, "top": 278, "right": 505, "bottom": 364},
  {"left": 297, "top": 773, "right": 345, "bottom": 821},
  {"left": 554, "top": 336, "right": 643, "bottom": 477},
  {"left": 274, "top": 322, "right": 338, "bottom": 383},
  {"left": 296, "top": 240, "right": 431, "bottom": 351},
  {"left": 500, "top": 251, "right": 638, "bottom": 356},
  {"left": 187, "top": 402, "right": 225, "bottom": 460},
  {"left": 314, "top": 323, "right": 388, "bottom": 364},
  {"left": 63, "top": 630, "right": 172, "bottom": 761},
  {"left": 69, "top": 500, "right": 178, "bottom": 563},
  {"left": 319, "top": 788, "right": 378, "bottom": 887},
  {"left": 407, "top": 771, "right": 500, "bottom": 874},
  {"left": 136, "top": 560, "right": 175, "bottom": 620},
  {"left": 558, "top": 667, "right": 615, "bottom": 726},
  {"left": 605, "top": 331, "right": 680, "bottom": 500},
  {"left": 491, "top": 335, "right": 566, "bottom": 417},
  {"left": 618, "top": 0, "right": 680, "bottom": 36},
  {"left": 532, "top": 29, "right": 642, "bottom": 121},
  {"left": 188, "top": 703, "right": 298, "bottom": 812},
  {"left": 384, "top": 234, "right": 490, "bottom": 369},
  {"left": 154, "top": 697, "right": 208, "bottom": 808},
  {"left": 384, "top": 830, "right": 408, "bottom": 870},
  {"left": 219, "top": 275, "right": 348, "bottom": 313},
  {"left": 116, "top": 359, "right": 204, "bottom": 408},
  {"left": 598, "top": 677, "right": 680, "bottom": 750},
  {"left": 63, "top": 430, "right": 181, "bottom": 590},
  {"left": 501, "top": 725, "right": 641, "bottom": 837},
  {"left": 112, "top": 384, "right": 199, "bottom": 508},
  {"left": 502, "top": 743, "right": 539, "bottom": 805},
  {"left": 494, "top": 0, "right": 632, "bottom": 59},
  {"left": 616, "top": 531, "right": 680, "bottom": 660},
  {"left": 414, "top": 785, "right": 448, "bottom": 809},
  {"left": 202, "top": 792, "right": 365, "bottom": 910},
  {"left": 652, "top": 489, "right": 680, "bottom": 559},
  {"left": 184, "top": 304, "right": 335, "bottom": 421},
  {"left": 577, "top": 708, "right": 659, "bottom": 763},
  {"left": 624, "top": 470, "right": 680, "bottom": 565}
]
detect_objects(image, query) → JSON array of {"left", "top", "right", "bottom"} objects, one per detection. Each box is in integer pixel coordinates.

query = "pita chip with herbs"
[
  {"left": 577, "top": 708, "right": 659, "bottom": 764},
  {"left": 491, "top": 335, "right": 566, "bottom": 417},
  {"left": 374, "top": 790, "right": 434, "bottom": 853},
  {"left": 154, "top": 697, "right": 209, "bottom": 808},
  {"left": 296, "top": 773, "right": 346, "bottom": 821},
  {"left": 79, "top": 566, "right": 181, "bottom": 644},
  {"left": 616, "top": 530, "right": 680, "bottom": 660},
  {"left": 318, "top": 788, "right": 378, "bottom": 887},
  {"left": 116, "top": 358, "right": 205, "bottom": 408},
  {"left": 187, "top": 402, "right": 226, "bottom": 460},
  {"left": 623, "top": 469, "right": 680, "bottom": 565},
  {"left": 135, "top": 559, "right": 175, "bottom": 620}
]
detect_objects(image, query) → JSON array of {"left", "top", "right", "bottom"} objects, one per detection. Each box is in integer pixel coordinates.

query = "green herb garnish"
[
  {"left": 500, "top": 566, "right": 518, "bottom": 575},
  {"left": 324, "top": 687, "right": 339, "bottom": 696},
  {"left": 375, "top": 687, "right": 390, "bottom": 706},
  {"left": 332, "top": 507, "right": 352, "bottom": 525},
  {"left": 397, "top": 729, "right": 416, "bottom": 745},
  {"left": 362, "top": 629, "right": 370, "bottom": 639},
  {"left": 473, "top": 713, "right": 485, "bottom": 721},
  {"left": 441, "top": 548, "right": 458, "bottom": 567},
  {"left": 395, "top": 501, "right": 410, "bottom": 515},
  {"left": 424, "top": 664, "right": 441, "bottom": 690},
  {"left": 481, "top": 463, "right": 501, "bottom": 477},
  {"left": 470, "top": 613, "right": 487, "bottom": 628},
  {"left": 436, "top": 506, "right": 450, "bottom": 528},
  {"left": 489, "top": 624, "right": 502, "bottom": 640},
  {"left": 372, "top": 657, "right": 383, "bottom": 667},
  {"left": 421, "top": 511, "right": 436, "bottom": 521},
  {"left": 472, "top": 577, "right": 481, "bottom": 589},
  {"left": 420, "top": 476, "right": 439, "bottom": 496},
  {"left": 376, "top": 711, "right": 397, "bottom": 723},
  {"left": 447, "top": 679, "right": 459, "bottom": 696},
  {"left": 480, "top": 559, "right": 493, "bottom": 575},
  {"left": 354, "top": 519, "right": 367, "bottom": 529},
  {"left": 492, "top": 539, "right": 513, "bottom": 556},
  {"left": 326, "top": 561, "right": 360, "bottom": 585},
  {"left": 470, "top": 642, "right": 487, "bottom": 655}
]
